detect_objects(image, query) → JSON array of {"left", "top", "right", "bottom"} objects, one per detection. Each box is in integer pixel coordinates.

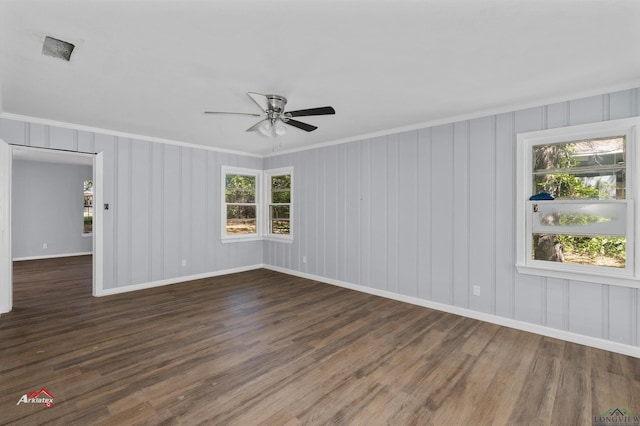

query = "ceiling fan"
[{"left": 204, "top": 92, "right": 335, "bottom": 137}]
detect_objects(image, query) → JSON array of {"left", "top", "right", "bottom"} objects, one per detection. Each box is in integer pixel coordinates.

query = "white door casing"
[
  {"left": 93, "top": 152, "right": 104, "bottom": 296},
  {"left": 0, "top": 139, "right": 12, "bottom": 313}
]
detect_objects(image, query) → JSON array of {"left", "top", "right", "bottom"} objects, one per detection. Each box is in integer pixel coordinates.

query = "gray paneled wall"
[
  {"left": 2, "top": 88, "right": 639, "bottom": 348},
  {"left": 265, "top": 88, "right": 640, "bottom": 348},
  {"left": 12, "top": 159, "right": 93, "bottom": 259},
  {"left": 0, "top": 119, "right": 264, "bottom": 290}
]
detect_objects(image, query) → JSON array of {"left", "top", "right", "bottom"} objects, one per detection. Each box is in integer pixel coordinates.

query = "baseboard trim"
[
  {"left": 264, "top": 265, "right": 640, "bottom": 358},
  {"left": 97, "top": 264, "right": 265, "bottom": 297},
  {"left": 13, "top": 252, "right": 92, "bottom": 262}
]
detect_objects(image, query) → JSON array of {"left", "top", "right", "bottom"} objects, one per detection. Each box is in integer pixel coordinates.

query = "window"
[
  {"left": 265, "top": 167, "right": 293, "bottom": 238},
  {"left": 222, "top": 167, "right": 260, "bottom": 239},
  {"left": 221, "top": 166, "right": 293, "bottom": 242},
  {"left": 516, "top": 117, "right": 640, "bottom": 287},
  {"left": 83, "top": 179, "right": 93, "bottom": 235}
]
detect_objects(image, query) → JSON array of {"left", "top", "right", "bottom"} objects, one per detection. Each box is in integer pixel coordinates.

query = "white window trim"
[
  {"left": 516, "top": 117, "right": 640, "bottom": 288},
  {"left": 221, "top": 166, "right": 262, "bottom": 243},
  {"left": 264, "top": 166, "right": 294, "bottom": 243},
  {"left": 220, "top": 166, "right": 293, "bottom": 243}
]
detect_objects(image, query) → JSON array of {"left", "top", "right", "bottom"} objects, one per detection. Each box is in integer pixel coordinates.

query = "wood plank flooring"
[{"left": 1, "top": 256, "right": 639, "bottom": 425}]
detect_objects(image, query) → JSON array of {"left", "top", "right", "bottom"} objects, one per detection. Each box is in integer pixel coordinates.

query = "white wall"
[
  {"left": 0, "top": 121, "right": 264, "bottom": 290},
  {"left": 12, "top": 159, "right": 92, "bottom": 259},
  {"left": 265, "top": 87, "right": 640, "bottom": 350}
]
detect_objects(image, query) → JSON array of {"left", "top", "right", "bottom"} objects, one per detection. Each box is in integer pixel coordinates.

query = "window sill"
[
  {"left": 221, "top": 235, "right": 294, "bottom": 244},
  {"left": 82, "top": 233, "right": 93, "bottom": 237},
  {"left": 516, "top": 263, "right": 640, "bottom": 288},
  {"left": 221, "top": 235, "right": 262, "bottom": 244},
  {"left": 265, "top": 235, "right": 293, "bottom": 243}
]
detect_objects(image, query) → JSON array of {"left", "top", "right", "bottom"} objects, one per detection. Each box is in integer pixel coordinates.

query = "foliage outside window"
[
  {"left": 221, "top": 166, "right": 293, "bottom": 242},
  {"left": 532, "top": 136, "right": 626, "bottom": 268},
  {"left": 266, "top": 168, "right": 292, "bottom": 237},
  {"left": 224, "top": 171, "right": 258, "bottom": 236},
  {"left": 516, "top": 117, "right": 640, "bottom": 287},
  {"left": 83, "top": 179, "right": 93, "bottom": 234}
]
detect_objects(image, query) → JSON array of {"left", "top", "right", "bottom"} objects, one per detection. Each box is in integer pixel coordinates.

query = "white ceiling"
[{"left": 1, "top": 0, "right": 639, "bottom": 156}]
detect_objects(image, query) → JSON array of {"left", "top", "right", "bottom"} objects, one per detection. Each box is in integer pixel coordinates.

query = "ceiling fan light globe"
[
  {"left": 274, "top": 120, "right": 287, "bottom": 136},
  {"left": 258, "top": 120, "right": 273, "bottom": 137}
]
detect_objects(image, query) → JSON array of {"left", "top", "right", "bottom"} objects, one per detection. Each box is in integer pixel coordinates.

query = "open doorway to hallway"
[{"left": 10, "top": 147, "right": 96, "bottom": 309}]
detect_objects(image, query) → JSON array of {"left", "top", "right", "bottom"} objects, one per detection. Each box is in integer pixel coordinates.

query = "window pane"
[
  {"left": 271, "top": 175, "right": 291, "bottom": 190},
  {"left": 227, "top": 205, "right": 256, "bottom": 220},
  {"left": 532, "top": 201, "right": 626, "bottom": 236},
  {"left": 226, "top": 205, "right": 256, "bottom": 234},
  {"left": 226, "top": 175, "right": 256, "bottom": 203},
  {"left": 271, "top": 175, "right": 291, "bottom": 203},
  {"left": 226, "top": 204, "right": 254, "bottom": 235},
  {"left": 532, "top": 137, "right": 625, "bottom": 200},
  {"left": 271, "top": 220, "right": 290, "bottom": 234},
  {"left": 271, "top": 190, "right": 290, "bottom": 203},
  {"left": 270, "top": 206, "right": 290, "bottom": 235},
  {"left": 226, "top": 219, "right": 257, "bottom": 235},
  {"left": 270, "top": 205, "right": 290, "bottom": 219},
  {"left": 532, "top": 233, "right": 625, "bottom": 268},
  {"left": 226, "top": 188, "right": 256, "bottom": 203},
  {"left": 83, "top": 179, "right": 93, "bottom": 234}
]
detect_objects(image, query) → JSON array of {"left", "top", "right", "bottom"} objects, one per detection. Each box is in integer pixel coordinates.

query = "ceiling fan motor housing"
[{"left": 266, "top": 95, "right": 287, "bottom": 113}]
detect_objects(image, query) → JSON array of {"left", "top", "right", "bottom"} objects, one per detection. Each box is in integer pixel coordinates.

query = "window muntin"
[
  {"left": 516, "top": 118, "right": 639, "bottom": 287},
  {"left": 268, "top": 174, "right": 291, "bottom": 235}
]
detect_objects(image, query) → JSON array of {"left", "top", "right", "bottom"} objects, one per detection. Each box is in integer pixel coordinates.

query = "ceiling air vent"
[{"left": 42, "top": 36, "right": 75, "bottom": 61}]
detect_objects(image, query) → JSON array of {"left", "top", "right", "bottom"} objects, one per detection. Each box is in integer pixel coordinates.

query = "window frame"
[
  {"left": 264, "top": 167, "right": 294, "bottom": 242},
  {"left": 221, "top": 166, "right": 262, "bottom": 243},
  {"left": 516, "top": 117, "right": 640, "bottom": 288},
  {"left": 220, "top": 166, "right": 294, "bottom": 243}
]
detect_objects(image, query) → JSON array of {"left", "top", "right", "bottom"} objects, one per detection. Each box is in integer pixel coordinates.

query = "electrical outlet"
[
  {"left": 181, "top": 259, "right": 187, "bottom": 267},
  {"left": 473, "top": 285, "right": 480, "bottom": 296},
  {"left": 42, "top": 243, "right": 47, "bottom": 249},
  {"left": 302, "top": 256, "right": 307, "bottom": 264}
]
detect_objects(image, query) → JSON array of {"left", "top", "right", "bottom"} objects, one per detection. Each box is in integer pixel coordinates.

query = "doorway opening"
[{"left": 0, "top": 142, "right": 103, "bottom": 314}]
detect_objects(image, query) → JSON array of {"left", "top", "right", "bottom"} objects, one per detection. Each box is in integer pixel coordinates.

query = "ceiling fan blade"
[
  {"left": 246, "top": 119, "right": 268, "bottom": 132},
  {"left": 285, "top": 119, "right": 318, "bottom": 132},
  {"left": 204, "top": 111, "right": 262, "bottom": 116},
  {"left": 247, "top": 92, "right": 270, "bottom": 113},
  {"left": 286, "top": 106, "right": 335, "bottom": 117}
]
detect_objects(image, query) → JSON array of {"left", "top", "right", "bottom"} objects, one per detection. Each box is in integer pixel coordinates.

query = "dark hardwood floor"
[{"left": 1, "top": 256, "right": 639, "bottom": 425}]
